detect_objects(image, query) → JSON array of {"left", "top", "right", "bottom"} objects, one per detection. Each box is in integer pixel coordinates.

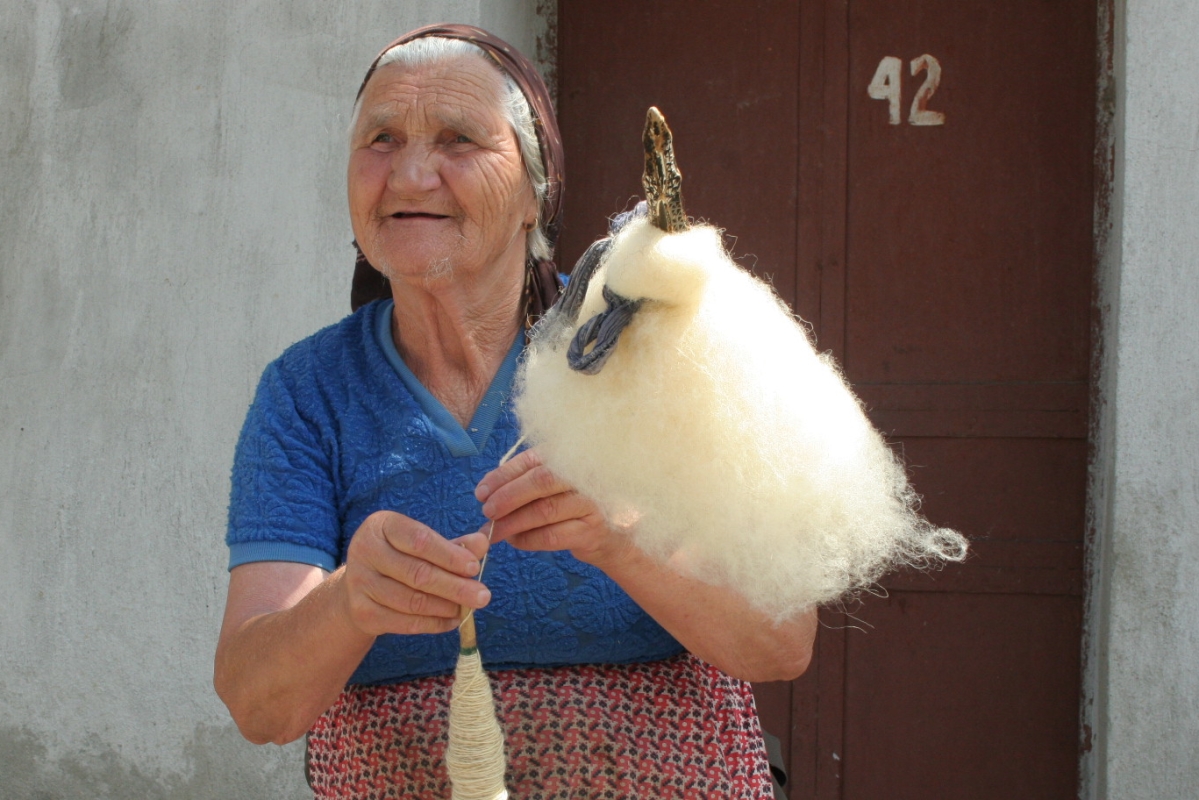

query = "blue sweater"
[{"left": 227, "top": 300, "right": 683, "bottom": 685}]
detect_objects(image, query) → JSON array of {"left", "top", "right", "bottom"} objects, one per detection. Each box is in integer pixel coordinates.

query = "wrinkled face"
[{"left": 348, "top": 57, "right": 537, "bottom": 287}]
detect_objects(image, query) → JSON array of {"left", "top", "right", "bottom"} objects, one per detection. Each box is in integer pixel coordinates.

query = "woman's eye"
[
  {"left": 367, "top": 132, "right": 399, "bottom": 152},
  {"left": 452, "top": 134, "right": 473, "bottom": 145}
]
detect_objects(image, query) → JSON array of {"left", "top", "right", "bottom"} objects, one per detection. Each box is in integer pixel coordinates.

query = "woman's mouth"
[{"left": 390, "top": 212, "right": 449, "bottom": 220}]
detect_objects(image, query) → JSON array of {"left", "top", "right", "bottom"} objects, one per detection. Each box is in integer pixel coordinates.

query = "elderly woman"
[{"left": 214, "top": 24, "right": 816, "bottom": 799}]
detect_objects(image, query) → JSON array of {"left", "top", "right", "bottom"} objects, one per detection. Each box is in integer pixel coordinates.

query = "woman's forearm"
[
  {"left": 214, "top": 564, "right": 375, "bottom": 745},
  {"left": 590, "top": 543, "right": 817, "bottom": 683}
]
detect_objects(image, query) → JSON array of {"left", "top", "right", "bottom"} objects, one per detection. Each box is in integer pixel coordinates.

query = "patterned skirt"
[{"left": 306, "top": 653, "right": 773, "bottom": 799}]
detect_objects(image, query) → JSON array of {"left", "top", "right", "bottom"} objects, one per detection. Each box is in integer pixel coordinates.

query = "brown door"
[{"left": 557, "top": 1, "right": 1095, "bottom": 797}]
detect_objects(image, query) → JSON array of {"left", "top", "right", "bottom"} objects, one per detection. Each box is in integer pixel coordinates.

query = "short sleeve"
[{"left": 226, "top": 360, "right": 340, "bottom": 572}]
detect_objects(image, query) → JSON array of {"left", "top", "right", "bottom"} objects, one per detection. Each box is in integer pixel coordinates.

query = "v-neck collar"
[{"left": 375, "top": 299, "right": 523, "bottom": 458}]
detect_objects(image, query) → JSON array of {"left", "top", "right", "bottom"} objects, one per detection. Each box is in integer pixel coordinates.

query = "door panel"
[{"left": 843, "top": 592, "right": 1083, "bottom": 799}]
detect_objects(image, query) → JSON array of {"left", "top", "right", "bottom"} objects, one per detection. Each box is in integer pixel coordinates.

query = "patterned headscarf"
[{"left": 349, "top": 23, "right": 565, "bottom": 321}]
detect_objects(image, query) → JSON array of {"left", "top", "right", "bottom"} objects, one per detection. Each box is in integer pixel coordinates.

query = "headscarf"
[{"left": 349, "top": 23, "right": 565, "bottom": 322}]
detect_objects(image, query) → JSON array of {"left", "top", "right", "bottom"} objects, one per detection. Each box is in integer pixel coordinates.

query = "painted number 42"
[{"left": 868, "top": 55, "right": 945, "bottom": 126}]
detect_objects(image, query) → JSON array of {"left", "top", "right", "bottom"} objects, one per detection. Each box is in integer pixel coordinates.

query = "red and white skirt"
[{"left": 306, "top": 653, "right": 773, "bottom": 799}]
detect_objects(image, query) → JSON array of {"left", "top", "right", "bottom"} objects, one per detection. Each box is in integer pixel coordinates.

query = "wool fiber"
[{"left": 515, "top": 218, "right": 967, "bottom": 621}]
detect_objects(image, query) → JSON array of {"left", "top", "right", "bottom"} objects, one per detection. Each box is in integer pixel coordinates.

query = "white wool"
[{"left": 515, "top": 218, "right": 967, "bottom": 621}]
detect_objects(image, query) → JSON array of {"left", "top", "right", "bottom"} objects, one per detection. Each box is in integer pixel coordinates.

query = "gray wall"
[
  {"left": 1087, "top": 0, "right": 1199, "bottom": 797},
  {"left": 0, "top": 2, "right": 549, "bottom": 797}
]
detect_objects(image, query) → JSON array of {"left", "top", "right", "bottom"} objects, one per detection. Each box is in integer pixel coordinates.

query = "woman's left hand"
[{"left": 475, "top": 448, "right": 631, "bottom": 569}]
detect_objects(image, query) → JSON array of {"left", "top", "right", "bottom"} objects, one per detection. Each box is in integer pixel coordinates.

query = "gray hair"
[{"left": 353, "top": 37, "right": 551, "bottom": 263}]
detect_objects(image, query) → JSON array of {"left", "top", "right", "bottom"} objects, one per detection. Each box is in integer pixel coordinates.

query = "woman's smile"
[{"left": 385, "top": 211, "right": 453, "bottom": 224}]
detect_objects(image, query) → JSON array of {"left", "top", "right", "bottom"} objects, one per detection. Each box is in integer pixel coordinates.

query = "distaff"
[{"left": 514, "top": 108, "right": 968, "bottom": 621}]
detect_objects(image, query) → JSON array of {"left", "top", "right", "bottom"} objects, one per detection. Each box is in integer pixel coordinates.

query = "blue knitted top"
[{"left": 226, "top": 299, "right": 683, "bottom": 685}]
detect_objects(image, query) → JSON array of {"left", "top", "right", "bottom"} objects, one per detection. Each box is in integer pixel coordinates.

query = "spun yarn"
[{"left": 445, "top": 643, "right": 508, "bottom": 800}]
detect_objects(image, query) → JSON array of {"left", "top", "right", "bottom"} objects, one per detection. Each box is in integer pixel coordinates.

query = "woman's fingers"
[
  {"left": 501, "top": 518, "right": 588, "bottom": 552},
  {"left": 355, "top": 569, "right": 467, "bottom": 632},
  {"left": 474, "top": 450, "right": 549, "bottom": 506},
  {"left": 344, "top": 512, "right": 492, "bottom": 636},
  {"left": 454, "top": 530, "right": 491, "bottom": 562},
  {"left": 474, "top": 449, "right": 625, "bottom": 564},
  {"left": 376, "top": 512, "right": 486, "bottom": 578},
  {"left": 387, "top": 549, "right": 492, "bottom": 610},
  {"left": 486, "top": 490, "right": 597, "bottom": 544},
  {"left": 501, "top": 514, "right": 635, "bottom": 569},
  {"left": 477, "top": 451, "right": 575, "bottom": 522},
  {"left": 475, "top": 447, "right": 541, "bottom": 503}
]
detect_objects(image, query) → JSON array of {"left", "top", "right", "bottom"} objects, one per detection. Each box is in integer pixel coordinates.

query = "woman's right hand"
[{"left": 341, "top": 510, "right": 493, "bottom": 636}]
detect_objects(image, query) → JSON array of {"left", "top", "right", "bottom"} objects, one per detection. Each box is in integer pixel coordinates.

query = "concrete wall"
[
  {"left": 0, "top": 3, "right": 549, "bottom": 797},
  {"left": 1088, "top": 0, "right": 1199, "bottom": 797}
]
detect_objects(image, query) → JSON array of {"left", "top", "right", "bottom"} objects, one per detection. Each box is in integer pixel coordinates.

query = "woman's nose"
[{"left": 388, "top": 145, "right": 442, "bottom": 195}]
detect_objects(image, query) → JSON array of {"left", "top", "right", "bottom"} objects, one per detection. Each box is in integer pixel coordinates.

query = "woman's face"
[{"left": 348, "top": 56, "right": 537, "bottom": 287}]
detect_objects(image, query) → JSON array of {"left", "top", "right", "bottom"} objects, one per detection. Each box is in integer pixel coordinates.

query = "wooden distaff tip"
[{"left": 642, "top": 107, "right": 690, "bottom": 233}]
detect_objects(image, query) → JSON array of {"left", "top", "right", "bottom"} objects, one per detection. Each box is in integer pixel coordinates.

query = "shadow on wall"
[{"left": 0, "top": 723, "right": 308, "bottom": 800}]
